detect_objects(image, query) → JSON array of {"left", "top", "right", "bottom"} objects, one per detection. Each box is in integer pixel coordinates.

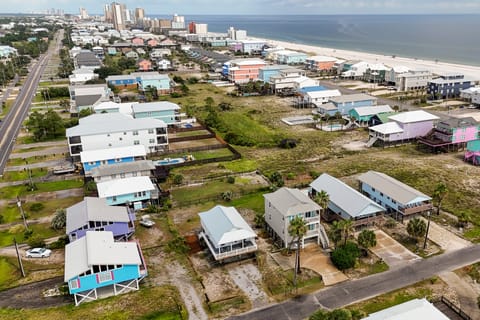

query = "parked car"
[
  {"left": 139, "top": 216, "right": 155, "bottom": 228},
  {"left": 25, "top": 247, "right": 51, "bottom": 258}
]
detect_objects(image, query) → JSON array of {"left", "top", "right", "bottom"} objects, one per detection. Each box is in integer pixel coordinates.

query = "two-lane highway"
[{"left": 0, "top": 30, "right": 63, "bottom": 176}]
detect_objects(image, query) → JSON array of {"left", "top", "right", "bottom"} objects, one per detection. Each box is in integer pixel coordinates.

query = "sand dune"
[{"left": 252, "top": 37, "right": 480, "bottom": 80}]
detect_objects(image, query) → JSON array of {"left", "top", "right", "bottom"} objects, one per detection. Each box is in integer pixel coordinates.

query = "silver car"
[{"left": 26, "top": 247, "right": 52, "bottom": 258}]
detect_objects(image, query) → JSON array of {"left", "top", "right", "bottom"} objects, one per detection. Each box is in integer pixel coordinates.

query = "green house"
[{"left": 349, "top": 105, "right": 394, "bottom": 124}]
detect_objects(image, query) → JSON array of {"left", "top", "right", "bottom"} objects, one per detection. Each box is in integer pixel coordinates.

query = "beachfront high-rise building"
[
  {"left": 111, "top": 2, "right": 126, "bottom": 30},
  {"left": 79, "top": 7, "right": 88, "bottom": 20},
  {"left": 135, "top": 8, "right": 145, "bottom": 22},
  {"left": 172, "top": 14, "right": 185, "bottom": 29},
  {"left": 228, "top": 27, "right": 247, "bottom": 40},
  {"left": 104, "top": 4, "right": 113, "bottom": 23}
]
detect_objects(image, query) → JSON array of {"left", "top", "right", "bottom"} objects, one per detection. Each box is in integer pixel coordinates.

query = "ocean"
[{"left": 156, "top": 14, "right": 480, "bottom": 67}]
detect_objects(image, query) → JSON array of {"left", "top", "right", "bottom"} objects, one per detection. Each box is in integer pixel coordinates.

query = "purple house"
[
  {"left": 418, "top": 117, "right": 479, "bottom": 152},
  {"left": 66, "top": 197, "right": 135, "bottom": 242},
  {"left": 368, "top": 110, "right": 439, "bottom": 147}
]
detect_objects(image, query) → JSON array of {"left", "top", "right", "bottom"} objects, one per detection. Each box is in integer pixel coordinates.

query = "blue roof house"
[
  {"left": 66, "top": 197, "right": 135, "bottom": 242},
  {"left": 80, "top": 145, "right": 147, "bottom": 176},
  {"left": 97, "top": 176, "right": 155, "bottom": 206},
  {"left": 310, "top": 173, "right": 385, "bottom": 227},
  {"left": 132, "top": 101, "right": 181, "bottom": 125},
  {"left": 198, "top": 205, "right": 257, "bottom": 261},
  {"left": 64, "top": 231, "right": 147, "bottom": 306}
]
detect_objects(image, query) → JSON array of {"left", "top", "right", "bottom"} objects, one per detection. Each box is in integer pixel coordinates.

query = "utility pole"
[
  {"left": 423, "top": 211, "right": 432, "bottom": 250},
  {"left": 16, "top": 196, "right": 28, "bottom": 230},
  {"left": 13, "top": 238, "right": 25, "bottom": 277}
]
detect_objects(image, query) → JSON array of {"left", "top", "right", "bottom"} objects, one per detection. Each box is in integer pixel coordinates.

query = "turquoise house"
[
  {"left": 80, "top": 145, "right": 146, "bottom": 175},
  {"left": 97, "top": 176, "right": 155, "bottom": 206},
  {"left": 137, "top": 74, "right": 172, "bottom": 95},
  {"left": 132, "top": 101, "right": 180, "bottom": 125},
  {"left": 64, "top": 231, "right": 147, "bottom": 306},
  {"left": 349, "top": 105, "right": 394, "bottom": 124},
  {"left": 258, "top": 65, "right": 290, "bottom": 83}
]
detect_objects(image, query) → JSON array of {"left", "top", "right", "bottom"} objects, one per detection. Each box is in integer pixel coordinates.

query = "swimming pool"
[
  {"left": 154, "top": 158, "right": 185, "bottom": 166},
  {"left": 319, "top": 123, "right": 344, "bottom": 132}
]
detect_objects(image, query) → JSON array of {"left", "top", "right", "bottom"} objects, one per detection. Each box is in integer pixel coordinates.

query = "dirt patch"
[
  {"left": 190, "top": 252, "right": 241, "bottom": 303},
  {"left": 227, "top": 263, "right": 270, "bottom": 309},
  {"left": 0, "top": 276, "right": 70, "bottom": 309}
]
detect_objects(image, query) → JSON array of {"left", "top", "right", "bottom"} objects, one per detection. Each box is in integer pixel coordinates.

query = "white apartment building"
[
  {"left": 66, "top": 113, "right": 168, "bottom": 162},
  {"left": 395, "top": 70, "right": 433, "bottom": 91}
]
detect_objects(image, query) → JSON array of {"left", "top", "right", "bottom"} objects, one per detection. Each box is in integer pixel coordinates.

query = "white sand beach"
[{"left": 252, "top": 37, "right": 480, "bottom": 80}]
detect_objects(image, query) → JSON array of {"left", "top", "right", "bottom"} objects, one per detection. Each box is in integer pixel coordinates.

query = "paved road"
[
  {"left": 0, "top": 30, "right": 63, "bottom": 176},
  {"left": 230, "top": 245, "right": 480, "bottom": 320}
]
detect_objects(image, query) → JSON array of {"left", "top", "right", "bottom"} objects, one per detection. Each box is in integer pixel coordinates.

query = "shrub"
[
  {"left": 331, "top": 242, "right": 360, "bottom": 271},
  {"left": 309, "top": 171, "right": 320, "bottom": 179},
  {"left": 278, "top": 139, "right": 298, "bottom": 149},
  {"left": 384, "top": 218, "right": 397, "bottom": 228},
  {"left": 49, "top": 235, "right": 69, "bottom": 249},
  {"left": 29, "top": 203, "right": 45, "bottom": 212},
  {"left": 27, "top": 235, "right": 45, "bottom": 248},
  {"left": 0, "top": 214, "right": 3, "bottom": 224},
  {"left": 269, "top": 171, "right": 284, "bottom": 188},
  {"left": 286, "top": 173, "right": 295, "bottom": 180},
  {"left": 357, "top": 229, "right": 377, "bottom": 250},
  {"left": 226, "top": 176, "right": 235, "bottom": 184},
  {"left": 173, "top": 174, "right": 184, "bottom": 185},
  {"left": 221, "top": 190, "right": 233, "bottom": 201},
  {"left": 23, "top": 228, "right": 34, "bottom": 239},
  {"left": 51, "top": 209, "right": 66, "bottom": 230}
]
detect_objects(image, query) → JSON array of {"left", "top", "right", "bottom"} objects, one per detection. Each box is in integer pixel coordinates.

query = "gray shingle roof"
[
  {"left": 263, "top": 187, "right": 320, "bottom": 216},
  {"left": 310, "top": 173, "right": 384, "bottom": 218},
  {"left": 357, "top": 171, "right": 431, "bottom": 205}
]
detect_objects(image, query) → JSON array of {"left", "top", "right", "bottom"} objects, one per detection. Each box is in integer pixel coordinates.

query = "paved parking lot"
[{"left": 370, "top": 230, "right": 421, "bottom": 268}]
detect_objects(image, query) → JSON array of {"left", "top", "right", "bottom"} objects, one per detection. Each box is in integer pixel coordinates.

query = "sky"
[{"left": 2, "top": 0, "right": 480, "bottom": 15}]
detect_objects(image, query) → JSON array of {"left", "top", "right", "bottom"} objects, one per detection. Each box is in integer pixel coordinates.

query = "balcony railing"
[
  {"left": 199, "top": 232, "right": 257, "bottom": 260},
  {"left": 400, "top": 203, "right": 433, "bottom": 216}
]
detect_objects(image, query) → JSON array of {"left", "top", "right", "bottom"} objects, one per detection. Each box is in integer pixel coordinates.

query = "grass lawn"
[
  {"left": 230, "top": 191, "right": 266, "bottom": 213},
  {"left": 0, "top": 285, "right": 187, "bottom": 320},
  {"left": 0, "top": 100, "right": 14, "bottom": 118},
  {"left": 16, "top": 136, "right": 65, "bottom": 145},
  {"left": 347, "top": 280, "right": 435, "bottom": 315},
  {"left": 11, "top": 146, "right": 51, "bottom": 154},
  {"left": 0, "top": 196, "right": 83, "bottom": 223},
  {"left": 0, "top": 179, "right": 84, "bottom": 199},
  {"left": 0, "top": 168, "right": 49, "bottom": 182},
  {"left": 170, "top": 180, "right": 266, "bottom": 206},
  {"left": 173, "top": 130, "right": 211, "bottom": 138},
  {"left": 155, "top": 148, "right": 234, "bottom": 162},
  {"left": 0, "top": 222, "right": 61, "bottom": 247},
  {"left": 0, "top": 257, "right": 18, "bottom": 290},
  {"left": 7, "top": 153, "right": 65, "bottom": 167}
]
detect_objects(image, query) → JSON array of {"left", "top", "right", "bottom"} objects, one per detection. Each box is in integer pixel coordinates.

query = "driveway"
[
  {"left": 370, "top": 230, "right": 420, "bottom": 268},
  {"left": 271, "top": 244, "right": 348, "bottom": 286},
  {"left": 420, "top": 218, "right": 472, "bottom": 252},
  {"left": 227, "top": 264, "right": 270, "bottom": 309}
]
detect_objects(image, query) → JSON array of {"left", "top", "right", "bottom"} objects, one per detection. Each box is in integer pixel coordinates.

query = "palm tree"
[
  {"left": 314, "top": 190, "right": 329, "bottom": 218},
  {"left": 433, "top": 182, "right": 448, "bottom": 215},
  {"left": 341, "top": 219, "right": 355, "bottom": 245},
  {"left": 329, "top": 220, "right": 343, "bottom": 249},
  {"left": 407, "top": 218, "right": 427, "bottom": 245},
  {"left": 288, "top": 216, "right": 307, "bottom": 288}
]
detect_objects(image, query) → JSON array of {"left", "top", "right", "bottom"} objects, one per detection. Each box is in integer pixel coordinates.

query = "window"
[
  {"left": 112, "top": 196, "right": 117, "bottom": 202},
  {"left": 149, "top": 139, "right": 155, "bottom": 144},
  {"left": 97, "top": 271, "right": 113, "bottom": 283},
  {"left": 380, "top": 192, "right": 384, "bottom": 197},
  {"left": 102, "top": 160, "right": 107, "bottom": 165},
  {"left": 372, "top": 187, "right": 375, "bottom": 192},
  {"left": 132, "top": 172, "right": 137, "bottom": 177},
  {"left": 111, "top": 174, "right": 117, "bottom": 179},
  {"left": 148, "top": 129, "right": 154, "bottom": 134},
  {"left": 89, "top": 221, "right": 95, "bottom": 228},
  {"left": 120, "top": 173, "right": 125, "bottom": 178},
  {"left": 107, "top": 134, "right": 110, "bottom": 137},
  {"left": 133, "top": 131, "right": 139, "bottom": 136},
  {"left": 115, "top": 158, "right": 121, "bottom": 162},
  {"left": 69, "top": 279, "right": 80, "bottom": 289},
  {"left": 123, "top": 132, "right": 127, "bottom": 135},
  {"left": 134, "top": 140, "right": 140, "bottom": 145},
  {"left": 142, "top": 191, "right": 146, "bottom": 196},
  {"left": 119, "top": 137, "right": 123, "bottom": 141}
]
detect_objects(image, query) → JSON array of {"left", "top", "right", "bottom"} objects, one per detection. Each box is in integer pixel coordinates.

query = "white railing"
[{"left": 199, "top": 232, "right": 257, "bottom": 260}]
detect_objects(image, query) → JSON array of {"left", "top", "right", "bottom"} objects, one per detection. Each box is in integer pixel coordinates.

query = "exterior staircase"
[
  {"left": 318, "top": 224, "right": 330, "bottom": 249},
  {"left": 366, "top": 136, "right": 378, "bottom": 147}
]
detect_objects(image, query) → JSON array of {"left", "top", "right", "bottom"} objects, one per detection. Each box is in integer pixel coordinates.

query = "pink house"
[
  {"left": 305, "top": 56, "right": 337, "bottom": 71},
  {"left": 147, "top": 39, "right": 158, "bottom": 47},
  {"left": 131, "top": 37, "right": 144, "bottom": 45},
  {"left": 418, "top": 117, "right": 479, "bottom": 152},
  {"left": 368, "top": 110, "right": 439, "bottom": 147},
  {"left": 137, "top": 59, "right": 153, "bottom": 71},
  {"left": 227, "top": 59, "right": 266, "bottom": 84}
]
